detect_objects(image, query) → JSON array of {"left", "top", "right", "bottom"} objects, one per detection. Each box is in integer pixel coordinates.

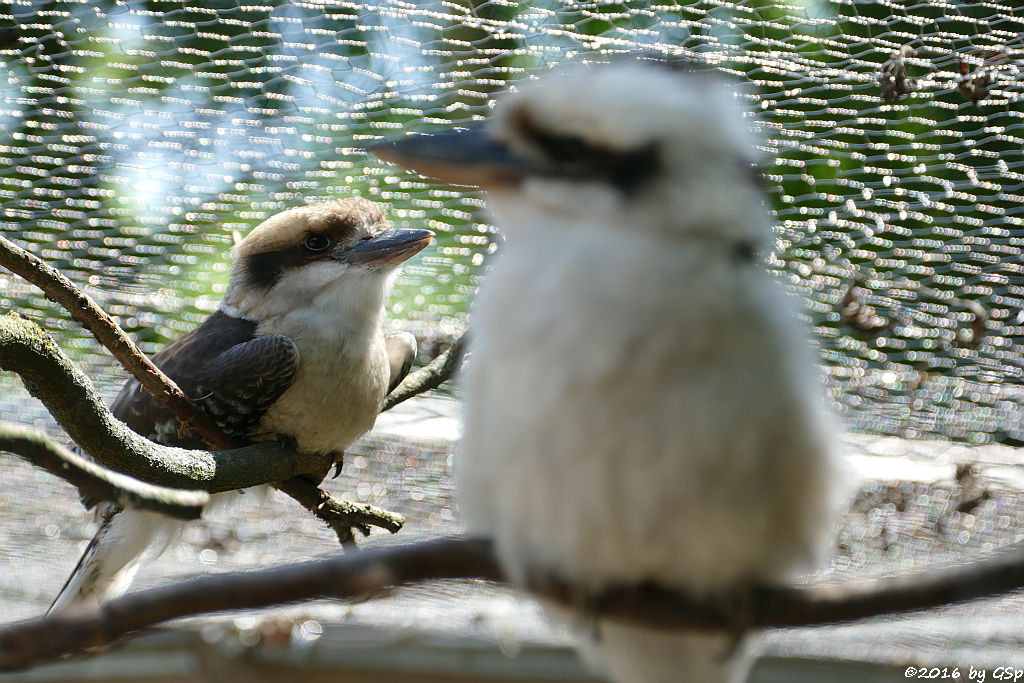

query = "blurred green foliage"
[{"left": 1, "top": 0, "right": 1023, "bottom": 440}]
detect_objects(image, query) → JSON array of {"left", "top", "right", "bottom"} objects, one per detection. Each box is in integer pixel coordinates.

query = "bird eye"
[{"left": 304, "top": 234, "right": 331, "bottom": 252}]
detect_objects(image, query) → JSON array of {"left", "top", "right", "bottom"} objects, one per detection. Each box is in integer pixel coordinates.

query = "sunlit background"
[
  {"left": 3, "top": 1, "right": 1024, "bottom": 445},
  {"left": 1, "top": 3, "right": 1024, "bottom": 678}
]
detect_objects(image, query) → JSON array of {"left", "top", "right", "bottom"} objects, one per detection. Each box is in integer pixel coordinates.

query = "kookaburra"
[
  {"left": 375, "top": 62, "right": 838, "bottom": 683},
  {"left": 50, "top": 197, "right": 432, "bottom": 611}
]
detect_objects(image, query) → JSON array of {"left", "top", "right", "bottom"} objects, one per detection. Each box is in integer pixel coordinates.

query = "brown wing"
[{"left": 111, "top": 310, "right": 299, "bottom": 449}]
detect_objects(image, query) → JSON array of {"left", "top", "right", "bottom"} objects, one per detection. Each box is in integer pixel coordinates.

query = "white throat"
[{"left": 221, "top": 263, "right": 396, "bottom": 352}]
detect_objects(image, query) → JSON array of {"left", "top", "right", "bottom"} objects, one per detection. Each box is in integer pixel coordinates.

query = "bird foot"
[{"left": 330, "top": 451, "right": 344, "bottom": 479}]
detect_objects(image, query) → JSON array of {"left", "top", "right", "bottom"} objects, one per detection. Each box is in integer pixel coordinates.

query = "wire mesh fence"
[{"left": 1, "top": 0, "right": 1023, "bottom": 444}]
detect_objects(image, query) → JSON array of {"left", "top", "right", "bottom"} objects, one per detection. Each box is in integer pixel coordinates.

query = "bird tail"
[
  {"left": 583, "top": 621, "right": 754, "bottom": 683},
  {"left": 544, "top": 601, "right": 754, "bottom": 683},
  {"left": 48, "top": 508, "right": 182, "bottom": 613}
]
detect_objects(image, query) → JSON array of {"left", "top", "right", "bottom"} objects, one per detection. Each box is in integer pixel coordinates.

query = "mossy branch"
[
  {"left": 0, "top": 235, "right": 232, "bottom": 450},
  {"left": 0, "top": 313, "right": 331, "bottom": 491},
  {"left": 0, "top": 235, "right": 408, "bottom": 540},
  {"left": 0, "top": 423, "right": 207, "bottom": 520}
]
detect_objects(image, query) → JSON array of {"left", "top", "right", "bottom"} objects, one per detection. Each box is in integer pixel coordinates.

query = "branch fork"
[{"left": 0, "top": 234, "right": 464, "bottom": 539}]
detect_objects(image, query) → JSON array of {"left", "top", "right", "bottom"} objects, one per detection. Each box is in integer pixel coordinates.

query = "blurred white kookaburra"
[
  {"left": 374, "top": 62, "right": 838, "bottom": 683},
  {"left": 50, "top": 198, "right": 432, "bottom": 612}
]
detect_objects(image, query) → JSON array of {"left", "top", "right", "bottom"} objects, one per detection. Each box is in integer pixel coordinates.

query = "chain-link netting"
[{"left": 1, "top": 1, "right": 1023, "bottom": 444}]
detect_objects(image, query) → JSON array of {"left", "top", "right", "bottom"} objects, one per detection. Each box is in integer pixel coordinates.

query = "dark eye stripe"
[
  {"left": 513, "top": 107, "right": 661, "bottom": 194},
  {"left": 236, "top": 204, "right": 387, "bottom": 292},
  {"left": 529, "top": 130, "right": 592, "bottom": 164},
  {"left": 240, "top": 247, "right": 307, "bottom": 291},
  {"left": 241, "top": 236, "right": 342, "bottom": 291}
]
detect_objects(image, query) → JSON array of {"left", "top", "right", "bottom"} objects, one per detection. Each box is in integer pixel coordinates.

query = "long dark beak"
[
  {"left": 335, "top": 228, "right": 433, "bottom": 267},
  {"left": 370, "top": 130, "right": 533, "bottom": 187}
]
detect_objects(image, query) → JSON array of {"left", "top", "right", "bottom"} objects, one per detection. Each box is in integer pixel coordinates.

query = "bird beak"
[
  {"left": 370, "top": 129, "right": 532, "bottom": 188},
  {"left": 335, "top": 228, "right": 434, "bottom": 267}
]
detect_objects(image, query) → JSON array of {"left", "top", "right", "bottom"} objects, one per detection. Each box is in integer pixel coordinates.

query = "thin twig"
[
  {"left": 274, "top": 477, "right": 404, "bottom": 543},
  {"left": 383, "top": 331, "right": 468, "bottom": 411},
  {"left": 779, "top": 257, "right": 989, "bottom": 349},
  {"left": 0, "top": 423, "right": 208, "bottom": 520},
  {"left": 3, "top": 536, "right": 1024, "bottom": 670}
]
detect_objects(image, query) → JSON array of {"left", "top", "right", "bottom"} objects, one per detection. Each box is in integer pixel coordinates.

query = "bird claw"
[{"left": 329, "top": 451, "right": 345, "bottom": 479}]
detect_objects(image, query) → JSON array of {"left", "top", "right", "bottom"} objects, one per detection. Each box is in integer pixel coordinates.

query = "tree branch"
[
  {"left": 0, "top": 235, "right": 232, "bottom": 450},
  {"left": 0, "top": 423, "right": 208, "bottom": 520},
  {"left": 0, "top": 538, "right": 496, "bottom": 671},
  {"left": 2, "top": 536, "right": 1024, "bottom": 671},
  {"left": 0, "top": 313, "right": 332, "bottom": 491},
  {"left": 532, "top": 542, "right": 1024, "bottom": 629},
  {"left": 274, "top": 477, "right": 405, "bottom": 544},
  {"left": 383, "top": 331, "right": 467, "bottom": 411},
  {"left": 0, "top": 236, "right": 408, "bottom": 540}
]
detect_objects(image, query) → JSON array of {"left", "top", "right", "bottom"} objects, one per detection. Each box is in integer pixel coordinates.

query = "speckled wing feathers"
[
  {"left": 51, "top": 312, "right": 301, "bottom": 611},
  {"left": 110, "top": 309, "right": 298, "bottom": 448},
  {"left": 195, "top": 334, "right": 299, "bottom": 439}
]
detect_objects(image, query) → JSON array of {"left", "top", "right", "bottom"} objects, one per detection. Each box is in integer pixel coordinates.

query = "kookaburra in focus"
[
  {"left": 375, "top": 63, "right": 838, "bottom": 683},
  {"left": 50, "top": 198, "right": 432, "bottom": 611}
]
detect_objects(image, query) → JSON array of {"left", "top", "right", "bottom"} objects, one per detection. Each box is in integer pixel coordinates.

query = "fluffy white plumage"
[{"left": 452, "top": 63, "right": 840, "bottom": 683}]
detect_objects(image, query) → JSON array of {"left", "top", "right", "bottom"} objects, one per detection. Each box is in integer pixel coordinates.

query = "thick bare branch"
[
  {"left": 383, "top": 331, "right": 467, "bottom": 411},
  {"left": 0, "top": 423, "right": 208, "bottom": 520},
  {"left": 0, "top": 538, "right": 500, "bottom": 671},
  {"left": 533, "top": 541, "right": 1024, "bottom": 629},
  {"left": 2, "top": 536, "right": 1024, "bottom": 671}
]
